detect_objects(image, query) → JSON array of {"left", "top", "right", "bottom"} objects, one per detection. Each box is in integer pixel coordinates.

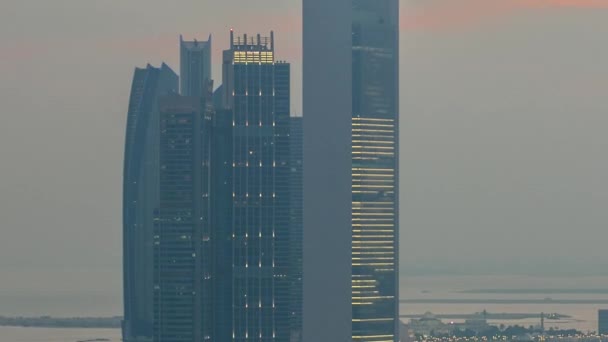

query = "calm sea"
[
  {"left": 2, "top": 275, "right": 607, "bottom": 339},
  {"left": 0, "top": 327, "right": 120, "bottom": 342}
]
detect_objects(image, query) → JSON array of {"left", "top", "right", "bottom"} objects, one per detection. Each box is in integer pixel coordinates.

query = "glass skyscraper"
[
  {"left": 218, "top": 31, "right": 295, "bottom": 342},
  {"left": 351, "top": 1, "right": 400, "bottom": 341},
  {"left": 153, "top": 92, "right": 214, "bottom": 342},
  {"left": 123, "top": 31, "right": 299, "bottom": 342},
  {"left": 180, "top": 35, "right": 212, "bottom": 97},
  {"left": 304, "top": 0, "right": 400, "bottom": 339},
  {"left": 123, "top": 63, "right": 178, "bottom": 342},
  {"left": 288, "top": 117, "right": 303, "bottom": 342},
  {"left": 124, "top": 28, "right": 301, "bottom": 341}
]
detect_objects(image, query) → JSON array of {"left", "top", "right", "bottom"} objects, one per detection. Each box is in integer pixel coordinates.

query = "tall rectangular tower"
[
  {"left": 153, "top": 92, "right": 214, "bottom": 342},
  {"left": 351, "top": 1, "right": 400, "bottom": 341},
  {"left": 289, "top": 116, "right": 303, "bottom": 342},
  {"left": 220, "top": 31, "right": 296, "bottom": 341},
  {"left": 302, "top": 0, "right": 354, "bottom": 341},
  {"left": 303, "top": 0, "right": 400, "bottom": 340},
  {"left": 180, "top": 35, "right": 212, "bottom": 97}
]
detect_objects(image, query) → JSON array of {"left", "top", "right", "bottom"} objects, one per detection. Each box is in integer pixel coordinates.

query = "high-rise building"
[
  {"left": 123, "top": 63, "right": 178, "bottom": 342},
  {"left": 289, "top": 117, "right": 303, "bottom": 342},
  {"left": 218, "top": 30, "right": 295, "bottom": 342},
  {"left": 599, "top": 310, "right": 608, "bottom": 335},
  {"left": 350, "top": 1, "right": 400, "bottom": 341},
  {"left": 303, "top": 0, "right": 399, "bottom": 340},
  {"left": 153, "top": 91, "right": 214, "bottom": 342},
  {"left": 125, "top": 32, "right": 299, "bottom": 342},
  {"left": 302, "top": 0, "right": 354, "bottom": 341},
  {"left": 180, "top": 35, "right": 212, "bottom": 97}
]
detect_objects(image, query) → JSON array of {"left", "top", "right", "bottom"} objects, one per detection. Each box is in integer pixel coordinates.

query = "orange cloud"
[{"left": 401, "top": 0, "right": 608, "bottom": 31}]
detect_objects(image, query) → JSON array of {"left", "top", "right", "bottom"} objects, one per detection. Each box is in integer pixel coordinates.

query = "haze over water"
[
  {"left": 0, "top": 327, "right": 120, "bottom": 342},
  {"left": 2, "top": 275, "right": 607, "bottom": 339},
  {"left": 401, "top": 275, "right": 608, "bottom": 332},
  {"left": 2, "top": 1, "right": 608, "bottom": 341}
]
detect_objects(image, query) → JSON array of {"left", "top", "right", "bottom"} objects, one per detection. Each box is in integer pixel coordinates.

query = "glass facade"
[
  {"left": 123, "top": 63, "right": 178, "bottom": 342},
  {"left": 154, "top": 93, "right": 213, "bottom": 342},
  {"left": 351, "top": 0, "right": 400, "bottom": 341},
  {"left": 180, "top": 36, "right": 212, "bottom": 97},
  {"left": 125, "top": 32, "right": 298, "bottom": 342},
  {"left": 288, "top": 117, "right": 303, "bottom": 342},
  {"left": 220, "top": 31, "right": 297, "bottom": 342}
]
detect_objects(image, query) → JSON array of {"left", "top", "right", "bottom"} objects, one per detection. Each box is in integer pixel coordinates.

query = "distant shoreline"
[
  {"left": 459, "top": 289, "right": 608, "bottom": 294},
  {"left": 401, "top": 298, "right": 608, "bottom": 304},
  {"left": 400, "top": 312, "right": 571, "bottom": 320},
  {"left": 0, "top": 316, "right": 121, "bottom": 329}
]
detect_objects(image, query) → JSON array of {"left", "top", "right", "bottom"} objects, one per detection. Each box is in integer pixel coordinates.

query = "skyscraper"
[
  {"left": 153, "top": 91, "right": 214, "bottom": 342},
  {"left": 351, "top": 1, "right": 400, "bottom": 341},
  {"left": 123, "top": 63, "right": 178, "bottom": 342},
  {"left": 180, "top": 35, "right": 212, "bottom": 97},
  {"left": 124, "top": 30, "right": 299, "bottom": 342},
  {"left": 289, "top": 117, "right": 303, "bottom": 342},
  {"left": 302, "top": 0, "right": 354, "bottom": 341},
  {"left": 218, "top": 30, "right": 295, "bottom": 341},
  {"left": 122, "top": 31, "right": 299, "bottom": 342},
  {"left": 303, "top": 0, "right": 399, "bottom": 340}
]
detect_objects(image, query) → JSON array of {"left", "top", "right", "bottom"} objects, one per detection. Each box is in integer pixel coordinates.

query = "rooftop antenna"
[{"left": 270, "top": 31, "right": 275, "bottom": 51}]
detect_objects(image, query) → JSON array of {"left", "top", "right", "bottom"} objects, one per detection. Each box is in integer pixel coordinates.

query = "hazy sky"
[{"left": 1, "top": 0, "right": 608, "bottom": 300}]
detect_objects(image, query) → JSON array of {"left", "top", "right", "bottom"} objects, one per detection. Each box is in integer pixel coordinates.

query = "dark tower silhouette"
[
  {"left": 123, "top": 63, "right": 178, "bottom": 342},
  {"left": 153, "top": 91, "right": 214, "bottom": 342},
  {"left": 302, "top": 0, "right": 354, "bottom": 340},
  {"left": 541, "top": 312, "right": 545, "bottom": 333},
  {"left": 289, "top": 116, "right": 304, "bottom": 341},
  {"left": 125, "top": 32, "right": 300, "bottom": 342},
  {"left": 180, "top": 35, "right": 211, "bottom": 97}
]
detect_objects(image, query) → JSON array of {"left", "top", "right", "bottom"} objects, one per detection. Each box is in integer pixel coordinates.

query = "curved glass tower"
[
  {"left": 351, "top": 0, "right": 399, "bottom": 341},
  {"left": 123, "top": 63, "right": 178, "bottom": 342}
]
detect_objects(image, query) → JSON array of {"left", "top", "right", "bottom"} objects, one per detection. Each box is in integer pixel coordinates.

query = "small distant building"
[
  {"left": 410, "top": 313, "right": 451, "bottom": 336},
  {"left": 512, "top": 333, "right": 535, "bottom": 342},
  {"left": 598, "top": 310, "right": 608, "bottom": 335},
  {"left": 463, "top": 318, "right": 489, "bottom": 333}
]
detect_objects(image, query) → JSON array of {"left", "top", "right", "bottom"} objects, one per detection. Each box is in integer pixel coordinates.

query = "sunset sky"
[{"left": 1, "top": 0, "right": 608, "bottom": 298}]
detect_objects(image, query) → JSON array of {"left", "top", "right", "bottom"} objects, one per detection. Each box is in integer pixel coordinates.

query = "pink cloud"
[
  {"left": 4, "top": 1, "right": 607, "bottom": 65},
  {"left": 401, "top": 0, "right": 608, "bottom": 31}
]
